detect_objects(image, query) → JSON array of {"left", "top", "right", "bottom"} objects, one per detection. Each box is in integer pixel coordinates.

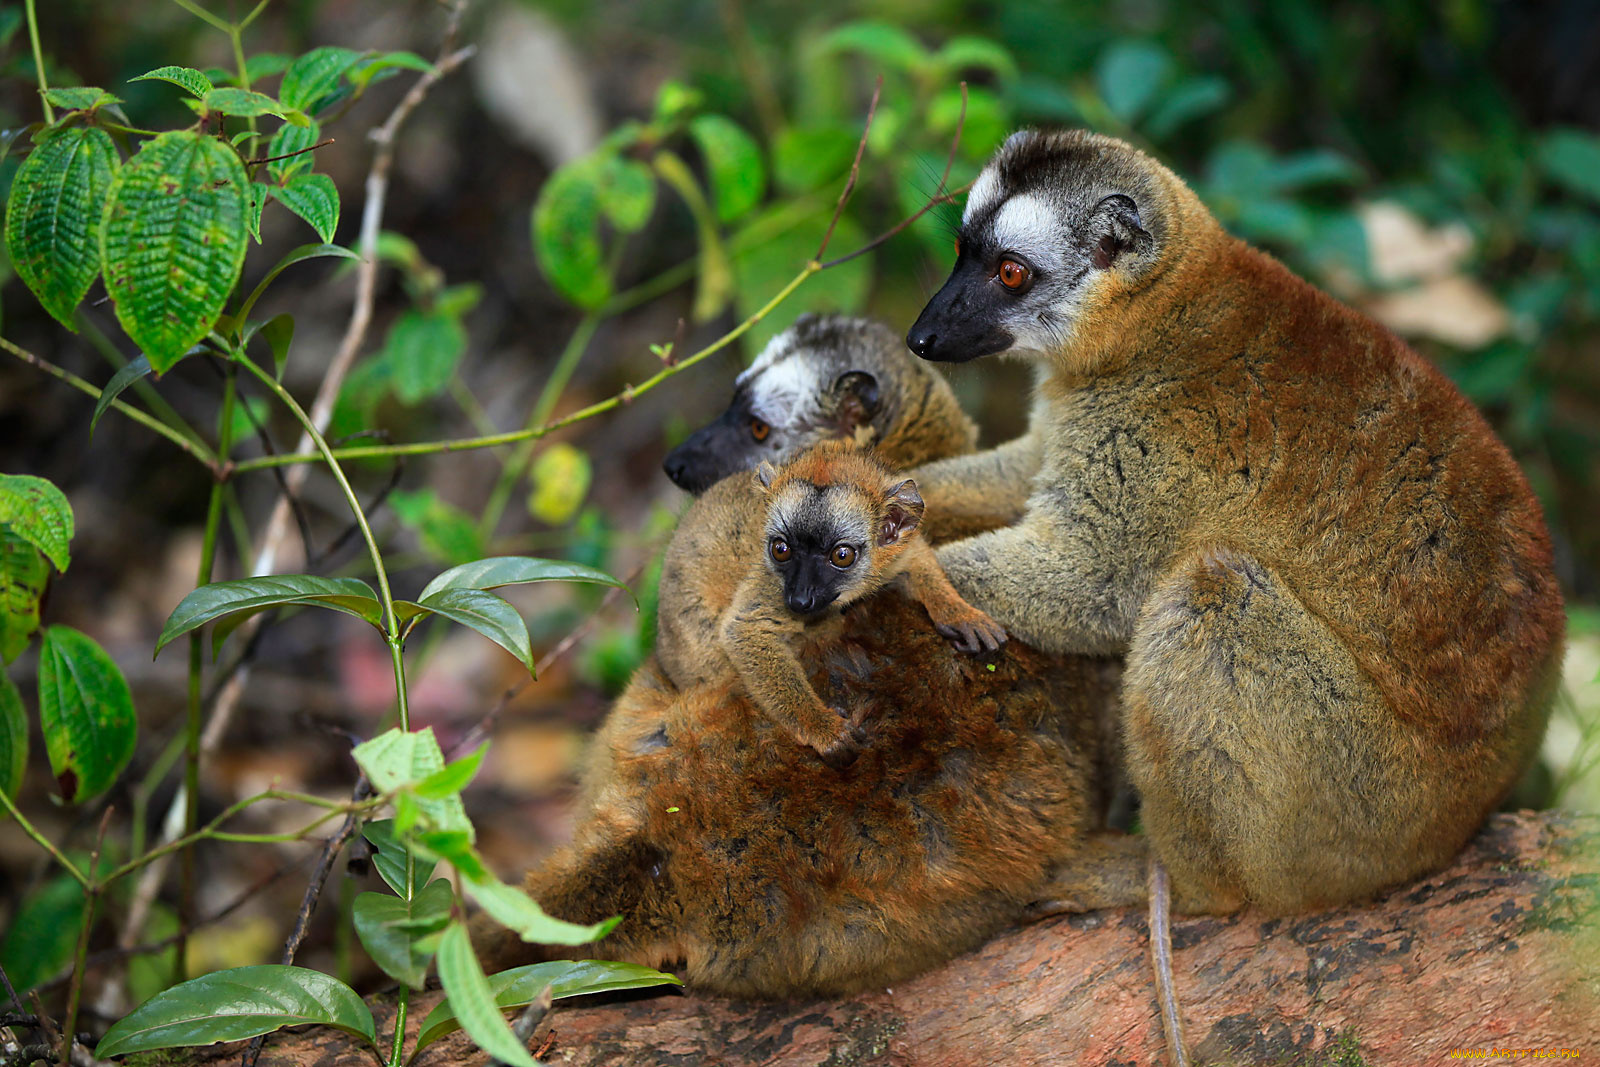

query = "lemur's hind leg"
[{"left": 1122, "top": 547, "right": 1443, "bottom": 915}]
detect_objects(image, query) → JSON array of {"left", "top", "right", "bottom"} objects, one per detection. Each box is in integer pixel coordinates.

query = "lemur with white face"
[{"left": 906, "top": 129, "right": 1563, "bottom": 920}]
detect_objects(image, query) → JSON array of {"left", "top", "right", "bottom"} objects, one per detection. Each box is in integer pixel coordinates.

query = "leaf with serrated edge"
[
  {"left": 132, "top": 65, "right": 213, "bottom": 98},
  {"left": 100, "top": 131, "right": 249, "bottom": 372},
  {"left": 268, "top": 172, "right": 339, "bottom": 243},
  {"left": 415, "top": 744, "right": 486, "bottom": 799},
  {"left": 279, "top": 47, "right": 361, "bottom": 113},
  {"left": 352, "top": 728, "right": 471, "bottom": 835},
  {"left": 0, "top": 530, "right": 48, "bottom": 664},
  {"left": 416, "top": 960, "right": 680, "bottom": 1052},
  {"left": 418, "top": 556, "right": 631, "bottom": 603},
  {"left": 413, "top": 589, "right": 534, "bottom": 673},
  {"left": 156, "top": 575, "right": 379, "bottom": 655},
  {"left": 0, "top": 474, "right": 74, "bottom": 572},
  {"left": 43, "top": 87, "right": 122, "bottom": 110},
  {"left": 687, "top": 115, "right": 765, "bottom": 223},
  {"left": 267, "top": 119, "right": 321, "bottom": 182},
  {"left": 95, "top": 965, "right": 376, "bottom": 1057},
  {"left": 0, "top": 668, "right": 27, "bottom": 808},
  {"left": 5, "top": 126, "right": 118, "bottom": 330},
  {"left": 38, "top": 625, "right": 136, "bottom": 803},
  {"left": 353, "top": 882, "right": 452, "bottom": 988},
  {"left": 383, "top": 309, "right": 465, "bottom": 405},
  {"left": 202, "top": 87, "right": 287, "bottom": 120},
  {"left": 435, "top": 923, "right": 539, "bottom": 1067},
  {"left": 90, "top": 356, "right": 154, "bottom": 438},
  {"left": 362, "top": 819, "right": 439, "bottom": 897}
]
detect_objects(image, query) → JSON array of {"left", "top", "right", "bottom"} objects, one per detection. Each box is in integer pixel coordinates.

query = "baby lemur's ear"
[
  {"left": 1087, "top": 193, "right": 1154, "bottom": 269},
  {"left": 880, "top": 478, "right": 925, "bottom": 545},
  {"left": 755, "top": 461, "right": 777, "bottom": 491},
  {"left": 832, "top": 371, "right": 881, "bottom": 435}
]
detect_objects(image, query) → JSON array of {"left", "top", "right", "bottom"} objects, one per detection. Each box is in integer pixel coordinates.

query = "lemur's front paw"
[
  {"left": 811, "top": 710, "right": 866, "bottom": 771},
  {"left": 935, "top": 612, "right": 1008, "bottom": 655}
]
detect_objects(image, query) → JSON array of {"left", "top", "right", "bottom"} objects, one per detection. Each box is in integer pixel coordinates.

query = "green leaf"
[
  {"left": 388, "top": 488, "right": 484, "bottom": 566},
  {"left": 0, "top": 668, "right": 27, "bottom": 808},
  {"left": 244, "top": 53, "right": 294, "bottom": 84},
  {"left": 362, "top": 818, "right": 438, "bottom": 897},
  {"left": 531, "top": 159, "right": 612, "bottom": 310},
  {"left": 132, "top": 65, "right": 214, "bottom": 99},
  {"left": 37, "top": 625, "right": 136, "bottom": 803},
  {"left": 596, "top": 156, "right": 655, "bottom": 234},
  {"left": 772, "top": 125, "right": 858, "bottom": 195},
  {"left": 462, "top": 872, "right": 617, "bottom": 946},
  {"left": 411, "top": 589, "right": 534, "bottom": 674},
  {"left": 43, "top": 86, "right": 121, "bottom": 111},
  {"left": 818, "top": 21, "right": 930, "bottom": 73},
  {"left": 0, "top": 530, "right": 48, "bottom": 663},
  {"left": 1538, "top": 128, "right": 1600, "bottom": 204},
  {"left": 259, "top": 313, "right": 294, "bottom": 380},
  {"left": 156, "top": 575, "right": 382, "bottom": 655},
  {"left": 348, "top": 50, "right": 433, "bottom": 91},
  {"left": 1143, "top": 75, "right": 1230, "bottom": 140},
  {"left": 415, "top": 744, "right": 486, "bottom": 800},
  {"left": 279, "top": 46, "right": 362, "bottom": 113},
  {"left": 416, "top": 960, "right": 680, "bottom": 1052},
  {"left": 928, "top": 85, "right": 1008, "bottom": 161},
  {"left": 417, "top": 556, "right": 631, "bottom": 603},
  {"left": 95, "top": 965, "right": 377, "bottom": 1058},
  {"left": 268, "top": 172, "right": 339, "bottom": 243},
  {"left": 1095, "top": 40, "right": 1171, "bottom": 123},
  {"left": 434, "top": 282, "right": 482, "bottom": 320},
  {"left": 90, "top": 355, "right": 153, "bottom": 437},
  {"left": 266, "top": 118, "right": 321, "bottom": 182},
  {"left": 435, "top": 922, "right": 539, "bottom": 1067},
  {"left": 0, "top": 473, "right": 74, "bottom": 571},
  {"left": 4, "top": 126, "right": 118, "bottom": 330},
  {"left": 527, "top": 444, "right": 591, "bottom": 526},
  {"left": 934, "top": 36, "right": 1018, "bottom": 80},
  {"left": 247, "top": 182, "right": 267, "bottom": 243},
  {"left": 1268, "top": 148, "right": 1363, "bottom": 191},
  {"left": 202, "top": 87, "right": 288, "bottom": 120},
  {"left": 353, "top": 881, "right": 452, "bottom": 988},
  {"left": 383, "top": 309, "right": 467, "bottom": 405},
  {"left": 687, "top": 115, "right": 765, "bottom": 223},
  {"left": 354, "top": 727, "right": 472, "bottom": 836},
  {"left": 235, "top": 241, "right": 357, "bottom": 324},
  {"left": 100, "top": 130, "right": 250, "bottom": 373},
  {"left": 0, "top": 874, "right": 82, "bottom": 991},
  {"left": 733, "top": 211, "right": 869, "bottom": 352}
]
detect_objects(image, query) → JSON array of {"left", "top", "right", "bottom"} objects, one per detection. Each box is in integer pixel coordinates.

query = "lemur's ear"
[
  {"left": 880, "top": 479, "right": 924, "bottom": 545},
  {"left": 1088, "top": 193, "right": 1153, "bottom": 269},
  {"left": 833, "top": 370, "right": 881, "bottom": 434},
  {"left": 755, "top": 461, "right": 777, "bottom": 490}
]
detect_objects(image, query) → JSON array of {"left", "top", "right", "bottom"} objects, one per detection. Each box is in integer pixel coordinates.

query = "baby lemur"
[
  {"left": 721, "top": 443, "right": 1005, "bottom": 769},
  {"left": 906, "top": 128, "right": 1566, "bottom": 917}
]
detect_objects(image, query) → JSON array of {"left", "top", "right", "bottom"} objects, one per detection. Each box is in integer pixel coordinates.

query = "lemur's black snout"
[
  {"left": 908, "top": 261, "right": 1015, "bottom": 363},
  {"left": 905, "top": 325, "right": 937, "bottom": 358}
]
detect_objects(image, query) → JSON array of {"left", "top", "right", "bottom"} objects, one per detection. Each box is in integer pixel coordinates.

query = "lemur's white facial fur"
[{"left": 907, "top": 129, "right": 1161, "bottom": 365}]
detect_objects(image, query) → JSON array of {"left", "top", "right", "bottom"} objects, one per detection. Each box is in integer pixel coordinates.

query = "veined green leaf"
[
  {"left": 0, "top": 473, "right": 74, "bottom": 571},
  {"left": 598, "top": 156, "right": 655, "bottom": 234},
  {"left": 90, "top": 355, "right": 154, "bottom": 438},
  {"left": 132, "top": 65, "right": 214, "bottom": 99},
  {"left": 4, "top": 126, "right": 118, "bottom": 330},
  {"left": 435, "top": 923, "right": 539, "bottom": 1067},
  {"left": 267, "top": 172, "right": 339, "bottom": 243},
  {"left": 353, "top": 882, "right": 452, "bottom": 988},
  {"left": 279, "top": 47, "right": 361, "bottom": 113},
  {"left": 362, "top": 818, "right": 438, "bottom": 897},
  {"left": 348, "top": 50, "right": 433, "bottom": 91},
  {"left": 352, "top": 727, "right": 471, "bottom": 836},
  {"left": 418, "top": 555, "right": 631, "bottom": 603},
  {"left": 244, "top": 53, "right": 294, "bottom": 84},
  {"left": 95, "top": 965, "right": 376, "bottom": 1057},
  {"left": 156, "top": 575, "right": 381, "bottom": 655},
  {"left": 43, "top": 86, "right": 122, "bottom": 111},
  {"left": 202, "top": 87, "right": 288, "bottom": 120},
  {"left": 266, "top": 118, "right": 321, "bottom": 182},
  {"left": 410, "top": 589, "right": 534, "bottom": 673},
  {"left": 38, "top": 625, "right": 136, "bottom": 803},
  {"left": 0, "top": 530, "right": 47, "bottom": 663},
  {"left": 416, "top": 960, "right": 680, "bottom": 1052},
  {"left": 415, "top": 743, "right": 486, "bottom": 800},
  {"left": 531, "top": 158, "right": 612, "bottom": 309},
  {"left": 0, "top": 668, "right": 27, "bottom": 809},
  {"left": 100, "top": 130, "right": 250, "bottom": 372},
  {"left": 383, "top": 310, "right": 467, "bottom": 406},
  {"left": 687, "top": 115, "right": 765, "bottom": 223}
]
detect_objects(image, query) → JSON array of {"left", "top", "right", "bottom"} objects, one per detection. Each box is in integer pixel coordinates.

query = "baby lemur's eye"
[
  {"left": 750, "top": 418, "right": 771, "bottom": 442},
  {"left": 997, "top": 258, "right": 1032, "bottom": 291},
  {"left": 769, "top": 538, "right": 791, "bottom": 562},
  {"left": 831, "top": 543, "right": 857, "bottom": 568}
]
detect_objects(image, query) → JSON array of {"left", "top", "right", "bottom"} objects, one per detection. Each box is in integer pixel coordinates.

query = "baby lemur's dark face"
[{"left": 757, "top": 463, "right": 923, "bottom": 620}]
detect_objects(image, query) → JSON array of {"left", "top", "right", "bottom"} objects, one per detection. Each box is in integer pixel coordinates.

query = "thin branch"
[
  {"left": 819, "top": 179, "right": 973, "bottom": 271},
  {"left": 814, "top": 76, "right": 881, "bottom": 263},
  {"left": 246, "top": 137, "right": 334, "bottom": 167}
]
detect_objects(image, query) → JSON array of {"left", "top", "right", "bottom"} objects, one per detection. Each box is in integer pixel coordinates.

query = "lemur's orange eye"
[
  {"left": 831, "top": 543, "right": 857, "bottom": 569},
  {"left": 998, "top": 258, "right": 1031, "bottom": 290},
  {"left": 770, "top": 538, "right": 792, "bottom": 563},
  {"left": 750, "top": 418, "right": 770, "bottom": 442}
]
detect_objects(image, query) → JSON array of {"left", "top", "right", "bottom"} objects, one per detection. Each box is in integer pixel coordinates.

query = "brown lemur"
[
  {"left": 471, "top": 315, "right": 1139, "bottom": 995},
  {"left": 904, "top": 128, "right": 1566, "bottom": 918},
  {"left": 719, "top": 442, "right": 1006, "bottom": 769}
]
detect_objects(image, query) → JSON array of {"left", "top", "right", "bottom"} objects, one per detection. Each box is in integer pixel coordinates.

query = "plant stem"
[
  {"left": 177, "top": 368, "right": 236, "bottom": 982},
  {"left": 388, "top": 984, "right": 409, "bottom": 1067},
  {"left": 229, "top": 24, "right": 259, "bottom": 156},
  {"left": 233, "top": 261, "right": 820, "bottom": 474},
  {"left": 75, "top": 311, "right": 212, "bottom": 453},
  {"left": 0, "top": 790, "right": 86, "bottom": 886},
  {"left": 476, "top": 312, "right": 600, "bottom": 540},
  {"left": 0, "top": 337, "right": 220, "bottom": 468},
  {"left": 168, "top": 0, "right": 232, "bottom": 33},
  {"left": 23, "top": 0, "right": 53, "bottom": 123}
]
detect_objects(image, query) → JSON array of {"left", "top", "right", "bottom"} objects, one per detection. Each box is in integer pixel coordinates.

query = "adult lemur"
[{"left": 906, "top": 128, "right": 1564, "bottom": 918}]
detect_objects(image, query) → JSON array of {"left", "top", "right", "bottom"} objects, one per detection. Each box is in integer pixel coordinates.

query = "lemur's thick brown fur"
[{"left": 915, "top": 130, "right": 1565, "bottom": 915}]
